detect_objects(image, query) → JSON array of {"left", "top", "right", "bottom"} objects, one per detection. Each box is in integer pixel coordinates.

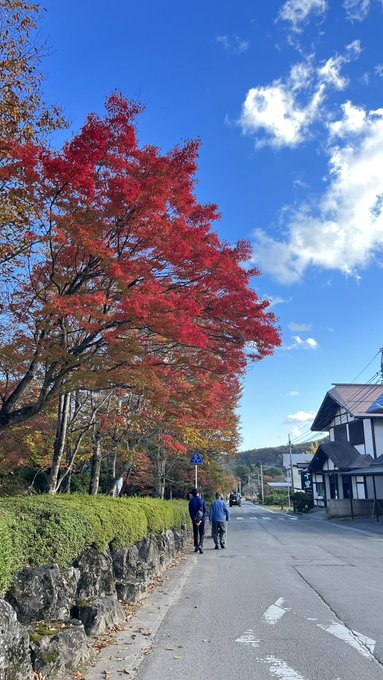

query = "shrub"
[
  {"left": 263, "top": 489, "right": 289, "bottom": 506},
  {"left": 0, "top": 495, "right": 189, "bottom": 594},
  {"left": 291, "top": 492, "right": 314, "bottom": 512}
]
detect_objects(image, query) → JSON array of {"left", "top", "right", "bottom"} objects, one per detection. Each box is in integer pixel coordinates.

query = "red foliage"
[{"left": 0, "top": 93, "right": 281, "bottom": 432}]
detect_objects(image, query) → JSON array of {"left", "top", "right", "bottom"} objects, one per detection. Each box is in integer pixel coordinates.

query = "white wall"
[
  {"left": 374, "top": 421, "right": 383, "bottom": 456},
  {"left": 363, "top": 419, "right": 374, "bottom": 457}
]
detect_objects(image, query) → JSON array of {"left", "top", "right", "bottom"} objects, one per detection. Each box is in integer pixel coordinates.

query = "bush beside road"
[{"left": 0, "top": 495, "right": 190, "bottom": 593}]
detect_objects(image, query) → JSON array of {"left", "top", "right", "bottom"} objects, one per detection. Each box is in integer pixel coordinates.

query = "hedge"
[{"left": 0, "top": 495, "right": 190, "bottom": 594}]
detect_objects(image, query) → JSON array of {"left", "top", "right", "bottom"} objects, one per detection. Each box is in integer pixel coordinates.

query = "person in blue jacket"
[
  {"left": 188, "top": 488, "right": 207, "bottom": 554},
  {"left": 209, "top": 492, "right": 229, "bottom": 549}
]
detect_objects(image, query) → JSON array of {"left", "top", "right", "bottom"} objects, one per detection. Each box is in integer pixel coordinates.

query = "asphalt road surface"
[{"left": 134, "top": 501, "right": 383, "bottom": 680}]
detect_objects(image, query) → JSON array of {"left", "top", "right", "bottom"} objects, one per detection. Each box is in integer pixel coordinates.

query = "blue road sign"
[{"left": 190, "top": 451, "right": 203, "bottom": 465}]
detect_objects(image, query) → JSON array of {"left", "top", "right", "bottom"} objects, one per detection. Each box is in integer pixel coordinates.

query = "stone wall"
[{"left": 0, "top": 525, "right": 188, "bottom": 680}]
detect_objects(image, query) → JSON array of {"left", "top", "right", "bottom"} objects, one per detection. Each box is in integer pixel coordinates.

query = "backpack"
[{"left": 195, "top": 508, "right": 204, "bottom": 523}]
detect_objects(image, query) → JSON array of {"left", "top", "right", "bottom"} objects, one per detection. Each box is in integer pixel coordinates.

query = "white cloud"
[
  {"left": 343, "top": 0, "right": 383, "bottom": 21},
  {"left": 265, "top": 295, "right": 293, "bottom": 307},
  {"left": 375, "top": 64, "right": 383, "bottom": 77},
  {"left": 343, "top": 0, "right": 371, "bottom": 21},
  {"left": 286, "top": 410, "right": 316, "bottom": 423},
  {"left": 252, "top": 103, "right": 383, "bottom": 283},
  {"left": 216, "top": 34, "right": 249, "bottom": 54},
  {"left": 293, "top": 335, "right": 319, "bottom": 348},
  {"left": 279, "top": 0, "right": 328, "bottom": 31},
  {"left": 329, "top": 100, "right": 366, "bottom": 137},
  {"left": 288, "top": 322, "right": 312, "bottom": 331},
  {"left": 239, "top": 44, "right": 360, "bottom": 148},
  {"left": 287, "top": 390, "right": 300, "bottom": 396},
  {"left": 290, "top": 425, "right": 305, "bottom": 438},
  {"left": 282, "top": 336, "right": 319, "bottom": 350}
]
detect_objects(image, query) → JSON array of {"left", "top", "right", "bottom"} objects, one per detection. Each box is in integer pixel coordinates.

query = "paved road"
[{"left": 134, "top": 501, "right": 383, "bottom": 680}]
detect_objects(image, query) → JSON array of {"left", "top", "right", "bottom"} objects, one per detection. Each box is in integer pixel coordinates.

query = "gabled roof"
[
  {"left": 309, "top": 441, "right": 373, "bottom": 473},
  {"left": 282, "top": 453, "right": 313, "bottom": 468},
  {"left": 347, "top": 465, "right": 383, "bottom": 476},
  {"left": 311, "top": 384, "right": 383, "bottom": 432}
]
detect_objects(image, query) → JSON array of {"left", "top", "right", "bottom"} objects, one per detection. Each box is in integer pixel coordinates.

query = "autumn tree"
[
  {"left": 0, "top": 95, "right": 281, "bottom": 461},
  {"left": 0, "top": 0, "right": 65, "bottom": 266}
]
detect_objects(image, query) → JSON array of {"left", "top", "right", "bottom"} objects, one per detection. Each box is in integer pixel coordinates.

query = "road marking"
[
  {"left": 236, "top": 517, "right": 244, "bottom": 520},
  {"left": 263, "top": 597, "right": 288, "bottom": 625},
  {"left": 255, "top": 655, "right": 308, "bottom": 680},
  {"left": 235, "top": 629, "right": 260, "bottom": 648},
  {"left": 317, "top": 622, "right": 376, "bottom": 660}
]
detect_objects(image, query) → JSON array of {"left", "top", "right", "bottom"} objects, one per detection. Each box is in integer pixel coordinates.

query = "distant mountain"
[{"left": 233, "top": 443, "right": 320, "bottom": 468}]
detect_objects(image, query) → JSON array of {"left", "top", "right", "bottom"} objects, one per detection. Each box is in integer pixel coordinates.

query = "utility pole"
[
  {"left": 260, "top": 464, "right": 264, "bottom": 503},
  {"left": 380, "top": 347, "right": 383, "bottom": 382},
  {"left": 289, "top": 434, "right": 294, "bottom": 494}
]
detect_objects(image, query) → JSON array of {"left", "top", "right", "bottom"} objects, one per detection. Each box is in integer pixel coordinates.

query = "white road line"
[
  {"left": 236, "top": 517, "right": 244, "bottom": 520},
  {"left": 255, "top": 655, "right": 308, "bottom": 680},
  {"left": 263, "top": 597, "right": 288, "bottom": 625},
  {"left": 317, "top": 622, "right": 376, "bottom": 660},
  {"left": 235, "top": 629, "right": 260, "bottom": 648}
]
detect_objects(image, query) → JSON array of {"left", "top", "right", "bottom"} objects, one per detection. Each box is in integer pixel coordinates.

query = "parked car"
[{"left": 229, "top": 492, "right": 241, "bottom": 507}]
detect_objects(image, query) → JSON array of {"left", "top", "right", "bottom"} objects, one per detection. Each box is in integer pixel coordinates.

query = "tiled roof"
[
  {"left": 311, "top": 383, "right": 383, "bottom": 431},
  {"left": 282, "top": 453, "right": 313, "bottom": 467},
  {"left": 309, "top": 441, "right": 373, "bottom": 472}
]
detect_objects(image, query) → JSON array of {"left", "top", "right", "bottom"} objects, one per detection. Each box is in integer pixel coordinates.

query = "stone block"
[
  {"left": 74, "top": 546, "right": 116, "bottom": 600},
  {"left": 30, "top": 619, "right": 93, "bottom": 678},
  {"left": 72, "top": 596, "right": 126, "bottom": 637},
  {"left": 5, "top": 564, "right": 79, "bottom": 624},
  {"left": 111, "top": 544, "right": 139, "bottom": 580},
  {"left": 0, "top": 599, "right": 33, "bottom": 680},
  {"left": 115, "top": 579, "right": 147, "bottom": 603}
]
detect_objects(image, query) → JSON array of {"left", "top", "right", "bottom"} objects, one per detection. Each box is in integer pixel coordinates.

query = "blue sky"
[{"left": 40, "top": 0, "right": 383, "bottom": 450}]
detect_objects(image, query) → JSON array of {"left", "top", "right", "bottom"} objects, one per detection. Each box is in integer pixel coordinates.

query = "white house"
[
  {"left": 282, "top": 453, "right": 313, "bottom": 493},
  {"left": 309, "top": 383, "right": 383, "bottom": 516}
]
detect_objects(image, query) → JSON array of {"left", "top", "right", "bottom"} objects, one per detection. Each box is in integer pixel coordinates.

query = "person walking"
[
  {"left": 209, "top": 491, "right": 229, "bottom": 549},
  {"left": 188, "top": 488, "right": 207, "bottom": 554}
]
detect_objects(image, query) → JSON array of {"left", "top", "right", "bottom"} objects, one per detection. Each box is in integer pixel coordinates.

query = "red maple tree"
[{"left": 0, "top": 94, "right": 281, "bottom": 437}]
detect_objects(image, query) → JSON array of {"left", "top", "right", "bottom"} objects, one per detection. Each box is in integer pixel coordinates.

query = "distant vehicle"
[{"left": 229, "top": 492, "right": 241, "bottom": 507}]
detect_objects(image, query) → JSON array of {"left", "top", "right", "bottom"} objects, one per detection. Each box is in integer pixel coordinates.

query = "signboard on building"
[{"left": 300, "top": 469, "right": 312, "bottom": 492}]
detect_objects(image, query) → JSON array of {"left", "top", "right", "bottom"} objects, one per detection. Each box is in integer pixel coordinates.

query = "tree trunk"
[
  {"left": 48, "top": 392, "right": 70, "bottom": 494},
  {"left": 60, "top": 445, "right": 72, "bottom": 493},
  {"left": 155, "top": 442, "right": 166, "bottom": 499},
  {"left": 107, "top": 450, "right": 118, "bottom": 495},
  {"left": 89, "top": 426, "right": 102, "bottom": 496}
]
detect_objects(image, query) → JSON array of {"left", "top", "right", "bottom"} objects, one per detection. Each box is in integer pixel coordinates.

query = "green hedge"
[
  {"left": 263, "top": 490, "right": 289, "bottom": 506},
  {"left": 0, "top": 495, "right": 190, "bottom": 595}
]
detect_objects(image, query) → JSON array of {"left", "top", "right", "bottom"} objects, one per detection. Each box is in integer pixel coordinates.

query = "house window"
[
  {"left": 349, "top": 420, "right": 364, "bottom": 446},
  {"left": 315, "top": 482, "right": 324, "bottom": 497},
  {"left": 333, "top": 424, "right": 347, "bottom": 441},
  {"left": 356, "top": 476, "right": 366, "bottom": 499}
]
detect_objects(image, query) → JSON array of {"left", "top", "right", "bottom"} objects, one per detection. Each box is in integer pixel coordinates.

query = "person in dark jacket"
[
  {"left": 188, "top": 488, "right": 207, "bottom": 554},
  {"left": 209, "top": 492, "right": 229, "bottom": 549}
]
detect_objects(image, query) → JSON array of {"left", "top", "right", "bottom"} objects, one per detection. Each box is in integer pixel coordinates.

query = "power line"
[{"left": 351, "top": 351, "right": 380, "bottom": 383}]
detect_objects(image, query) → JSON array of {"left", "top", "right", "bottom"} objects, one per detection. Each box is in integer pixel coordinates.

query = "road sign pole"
[{"left": 195, "top": 464, "right": 198, "bottom": 489}]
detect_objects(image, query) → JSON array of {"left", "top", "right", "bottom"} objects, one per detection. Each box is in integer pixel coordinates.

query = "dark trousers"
[
  {"left": 212, "top": 521, "right": 226, "bottom": 547},
  {"left": 192, "top": 520, "right": 205, "bottom": 548}
]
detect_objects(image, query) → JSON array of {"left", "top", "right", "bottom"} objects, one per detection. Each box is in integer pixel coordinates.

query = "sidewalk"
[{"left": 304, "top": 506, "right": 383, "bottom": 536}]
